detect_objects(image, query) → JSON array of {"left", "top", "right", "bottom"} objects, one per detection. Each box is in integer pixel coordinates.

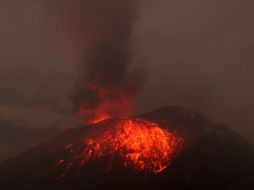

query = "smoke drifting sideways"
[{"left": 71, "top": 0, "right": 145, "bottom": 124}]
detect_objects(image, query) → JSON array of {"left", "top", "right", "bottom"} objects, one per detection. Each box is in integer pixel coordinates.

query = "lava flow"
[{"left": 56, "top": 119, "right": 183, "bottom": 179}]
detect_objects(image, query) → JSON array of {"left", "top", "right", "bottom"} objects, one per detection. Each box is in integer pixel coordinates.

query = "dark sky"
[{"left": 0, "top": 0, "right": 254, "bottom": 160}]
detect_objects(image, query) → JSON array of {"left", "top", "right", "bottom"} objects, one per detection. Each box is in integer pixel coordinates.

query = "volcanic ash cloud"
[{"left": 73, "top": 0, "right": 144, "bottom": 124}]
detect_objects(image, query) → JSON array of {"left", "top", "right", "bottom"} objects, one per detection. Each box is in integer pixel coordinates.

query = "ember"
[{"left": 57, "top": 119, "right": 183, "bottom": 178}]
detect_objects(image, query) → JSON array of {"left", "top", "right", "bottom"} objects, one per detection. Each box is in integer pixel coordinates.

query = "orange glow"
[
  {"left": 57, "top": 119, "right": 183, "bottom": 178},
  {"left": 95, "top": 119, "right": 183, "bottom": 174},
  {"left": 77, "top": 82, "right": 140, "bottom": 124}
]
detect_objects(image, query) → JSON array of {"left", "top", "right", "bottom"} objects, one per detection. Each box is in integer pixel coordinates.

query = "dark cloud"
[{"left": 134, "top": 0, "right": 254, "bottom": 141}]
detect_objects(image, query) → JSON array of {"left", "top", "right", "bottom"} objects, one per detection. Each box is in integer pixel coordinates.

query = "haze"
[{"left": 0, "top": 0, "right": 253, "bottom": 161}]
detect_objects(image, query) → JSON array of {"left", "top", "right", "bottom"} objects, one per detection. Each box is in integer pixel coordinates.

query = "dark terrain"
[{"left": 0, "top": 106, "right": 254, "bottom": 190}]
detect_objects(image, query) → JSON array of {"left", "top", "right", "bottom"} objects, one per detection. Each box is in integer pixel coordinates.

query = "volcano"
[{"left": 0, "top": 106, "right": 254, "bottom": 190}]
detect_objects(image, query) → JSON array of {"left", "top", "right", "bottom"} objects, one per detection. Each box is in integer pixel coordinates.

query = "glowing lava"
[{"left": 56, "top": 119, "right": 183, "bottom": 178}]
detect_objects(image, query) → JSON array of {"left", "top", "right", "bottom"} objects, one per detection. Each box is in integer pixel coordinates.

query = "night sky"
[{"left": 0, "top": 0, "right": 254, "bottom": 161}]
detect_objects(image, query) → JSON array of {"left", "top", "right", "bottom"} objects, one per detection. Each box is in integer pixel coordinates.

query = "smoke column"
[{"left": 73, "top": 0, "right": 144, "bottom": 124}]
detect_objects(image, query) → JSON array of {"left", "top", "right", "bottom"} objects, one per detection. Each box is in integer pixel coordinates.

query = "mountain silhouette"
[{"left": 0, "top": 106, "right": 253, "bottom": 190}]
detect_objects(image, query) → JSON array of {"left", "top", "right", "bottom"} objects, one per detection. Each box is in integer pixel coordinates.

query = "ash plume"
[{"left": 73, "top": 0, "right": 144, "bottom": 123}]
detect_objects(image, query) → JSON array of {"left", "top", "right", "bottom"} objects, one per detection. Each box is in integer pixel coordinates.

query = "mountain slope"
[{"left": 0, "top": 106, "right": 253, "bottom": 190}]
